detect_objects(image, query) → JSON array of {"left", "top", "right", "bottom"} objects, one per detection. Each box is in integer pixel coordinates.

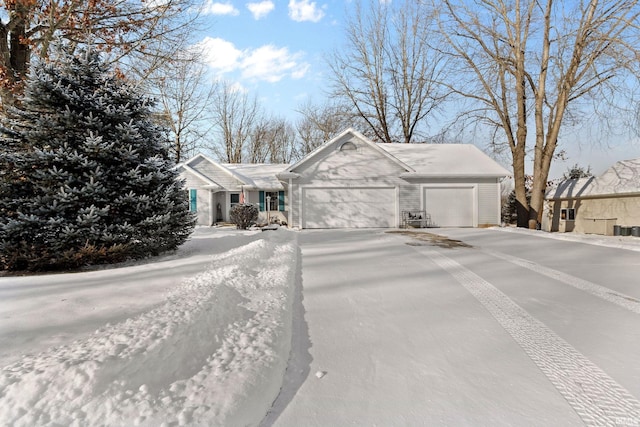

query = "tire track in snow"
[
  {"left": 484, "top": 249, "right": 640, "bottom": 315},
  {"left": 425, "top": 248, "right": 640, "bottom": 427}
]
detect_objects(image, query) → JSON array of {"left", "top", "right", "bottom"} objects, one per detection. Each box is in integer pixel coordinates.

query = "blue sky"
[
  {"left": 195, "top": 0, "right": 345, "bottom": 120},
  {"left": 192, "top": 0, "right": 640, "bottom": 179}
]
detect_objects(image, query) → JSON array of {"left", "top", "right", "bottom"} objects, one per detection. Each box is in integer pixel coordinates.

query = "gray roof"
[
  {"left": 547, "top": 158, "right": 640, "bottom": 199},
  {"left": 377, "top": 143, "right": 511, "bottom": 177},
  {"left": 179, "top": 134, "right": 510, "bottom": 190},
  {"left": 177, "top": 154, "right": 288, "bottom": 191},
  {"left": 223, "top": 163, "right": 289, "bottom": 191}
]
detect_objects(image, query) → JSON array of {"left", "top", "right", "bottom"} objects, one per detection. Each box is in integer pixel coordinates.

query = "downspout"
[
  {"left": 209, "top": 191, "right": 214, "bottom": 226},
  {"left": 288, "top": 178, "right": 293, "bottom": 228}
]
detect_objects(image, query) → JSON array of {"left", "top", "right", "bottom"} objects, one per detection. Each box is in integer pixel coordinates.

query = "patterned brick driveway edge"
[{"left": 426, "top": 248, "right": 640, "bottom": 427}]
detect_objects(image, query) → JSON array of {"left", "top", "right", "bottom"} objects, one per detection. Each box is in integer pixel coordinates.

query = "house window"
[
  {"left": 230, "top": 193, "right": 240, "bottom": 209},
  {"left": 266, "top": 191, "right": 279, "bottom": 211},
  {"left": 188, "top": 189, "right": 197, "bottom": 212},
  {"left": 561, "top": 208, "right": 575, "bottom": 221},
  {"left": 259, "top": 190, "right": 285, "bottom": 211},
  {"left": 339, "top": 141, "right": 357, "bottom": 151}
]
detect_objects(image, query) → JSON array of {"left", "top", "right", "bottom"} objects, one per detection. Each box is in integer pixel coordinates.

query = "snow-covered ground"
[
  {"left": 496, "top": 225, "right": 640, "bottom": 252},
  {"left": 268, "top": 228, "right": 640, "bottom": 426},
  {"left": 0, "top": 227, "right": 300, "bottom": 426},
  {"left": 2, "top": 226, "right": 640, "bottom": 426}
]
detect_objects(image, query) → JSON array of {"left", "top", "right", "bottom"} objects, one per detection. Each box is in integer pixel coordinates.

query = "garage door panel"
[
  {"left": 424, "top": 187, "right": 474, "bottom": 227},
  {"left": 303, "top": 187, "right": 396, "bottom": 228}
]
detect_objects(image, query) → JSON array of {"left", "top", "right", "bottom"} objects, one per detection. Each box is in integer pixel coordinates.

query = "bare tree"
[
  {"left": 247, "top": 116, "right": 297, "bottom": 163},
  {"left": 295, "top": 99, "right": 357, "bottom": 156},
  {"left": 209, "top": 81, "right": 261, "bottom": 163},
  {"left": 435, "top": 0, "right": 640, "bottom": 228},
  {"left": 327, "top": 0, "right": 448, "bottom": 143},
  {"left": 265, "top": 118, "right": 297, "bottom": 163},
  {"left": 0, "top": 0, "right": 198, "bottom": 107},
  {"left": 246, "top": 118, "right": 272, "bottom": 164},
  {"left": 147, "top": 48, "right": 218, "bottom": 163}
]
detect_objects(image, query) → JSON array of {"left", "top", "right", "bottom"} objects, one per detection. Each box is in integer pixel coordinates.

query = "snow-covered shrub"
[
  {"left": 229, "top": 204, "right": 259, "bottom": 229},
  {"left": 0, "top": 46, "right": 196, "bottom": 271}
]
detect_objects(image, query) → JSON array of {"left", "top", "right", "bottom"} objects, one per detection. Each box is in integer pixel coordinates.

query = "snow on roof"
[
  {"left": 223, "top": 163, "right": 289, "bottom": 190},
  {"left": 547, "top": 158, "right": 640, "bottom": 199},
  {"left": 377, "top": 143, "right": 510, "bottom": 177},
  {"left": 546, "top": 177, "right": 595, "bottom": 199},
  {"left": 285, "top": 128, "right": 415, "bottom": 174}
]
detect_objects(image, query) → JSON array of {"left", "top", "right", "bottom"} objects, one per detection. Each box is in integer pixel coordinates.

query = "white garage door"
[
  {"left": 424, "top": 186, "right": 475, "bottom": 227},
  {"left": 302, "top": 187, "right": 396, "bottom": 228}
]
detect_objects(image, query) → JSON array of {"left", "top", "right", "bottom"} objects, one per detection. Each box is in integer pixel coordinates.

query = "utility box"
[{"left": 583, "top": 218, "right": 617, "bottom": 236}]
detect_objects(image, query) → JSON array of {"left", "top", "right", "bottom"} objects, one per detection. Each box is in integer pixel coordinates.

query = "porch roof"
[{"left": 223, "top": 163, "right": 289, "bottom": 191}]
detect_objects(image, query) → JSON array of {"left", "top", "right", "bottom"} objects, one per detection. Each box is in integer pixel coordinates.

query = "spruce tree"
[{"left": 0, "top": 47, "right": 196, "bottom": 271}]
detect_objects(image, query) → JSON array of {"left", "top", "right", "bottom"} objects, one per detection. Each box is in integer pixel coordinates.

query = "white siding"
[
  {"left": 478, "top": 182, "right": 501, "bottom": 225},
  {"left": 179, "top": 168, "right": 212, "bottom": 226},
  {"left": 289, "top": 183, "right": 301, "bottom": 228},
  {"left": 182, "top": 172, "right": 207, "bottom": 190},
  {"left": 399, "top": 185, "right": 420, "bottom": 213},
  {"left": 188, "top": 188, "right": 211, "bottom": 225}
]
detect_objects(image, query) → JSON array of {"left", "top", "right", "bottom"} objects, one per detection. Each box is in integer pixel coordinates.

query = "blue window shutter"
[
  {"left": 278, "top": 191, "right": 285, "bottom": 211},
  {"left": 190, "top": 189, "right": 197, "bottom": 212},
  {"left": 259, "top": 191, "right": 265, "bottom": 211}
]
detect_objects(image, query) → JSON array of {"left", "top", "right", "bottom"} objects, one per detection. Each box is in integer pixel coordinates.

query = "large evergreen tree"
[{"left": 0, "top": 47, "right": 196, "bottom": 271}]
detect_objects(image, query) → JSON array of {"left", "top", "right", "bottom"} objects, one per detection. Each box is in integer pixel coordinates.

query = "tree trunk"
[
  {"left": 0, "top": 17, "right": 30, "bottom": 107},
  {"left": 512, "top": 154, "right": 530, "bottom": 228}
]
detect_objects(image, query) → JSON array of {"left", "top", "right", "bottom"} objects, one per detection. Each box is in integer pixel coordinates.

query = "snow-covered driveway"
[{"left": 266, "top": 228, "right": 640, "bottom": 427}]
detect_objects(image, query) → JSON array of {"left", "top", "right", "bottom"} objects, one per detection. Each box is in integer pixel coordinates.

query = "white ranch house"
[{"left": 177, "top": 128, "right": 510, "bottom": 229}]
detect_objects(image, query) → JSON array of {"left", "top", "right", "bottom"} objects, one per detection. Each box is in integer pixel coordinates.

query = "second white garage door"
[
  {"left": 423, "top": 186, "right": 475, "bottom": 227},
  {"left": 302, "top": 187, "right": 397, "bottom": 228}
]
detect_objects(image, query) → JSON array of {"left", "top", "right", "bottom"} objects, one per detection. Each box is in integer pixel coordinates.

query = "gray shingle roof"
[
  {"left": 547, "top": 158, "right": 640, "bottom": 199},
  {"left": 223, "top": 163, "right": 289, "bottom": 190},
  {"left": 377, "top": 143, "right": 511, "bottom": 177}
]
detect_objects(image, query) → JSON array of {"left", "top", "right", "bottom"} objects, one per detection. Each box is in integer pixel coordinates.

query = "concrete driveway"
[{"left": 264, "top": 228, "right": 640, "bottom": 427}]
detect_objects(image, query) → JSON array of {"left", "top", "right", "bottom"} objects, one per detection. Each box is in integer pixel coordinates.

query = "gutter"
[
  {"left": 399, "top": 172, "right": 510, "bottom": 179},
  {"left": 546, "top": 191, "right": 640, "bottom": 201},
  {"left": 277, "top": 172, "right": 300, "bottom": 180}
]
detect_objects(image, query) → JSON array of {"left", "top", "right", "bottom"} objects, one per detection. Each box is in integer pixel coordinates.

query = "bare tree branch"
[
  {"left": 327, "top": 0, "right": 448, "bottom": 143},
  {"left": 435, "top": 0, "right": 640, "bottom": 228}
]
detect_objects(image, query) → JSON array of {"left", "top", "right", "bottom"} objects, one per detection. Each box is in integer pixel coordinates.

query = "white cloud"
[
  {"left": 202, "top": 1, "right": 240, "bottom": 16},
  {"left": 288, "top": 0, "right": 325, "bottom": 22},
  {"left": 246, "top": 1, "right": 275, "bottom": 19},
  {"left": 241, "top": 45, "right": 307, "bottom": 82},
  {"left": 291, "top": 63, "right": 310, "bottom": 80},
  {"left": 198, "top": 37, "right": 310, "bottom": 83},
  {"left": 199, "top": 37, "right": 243, "bottom": 72}
]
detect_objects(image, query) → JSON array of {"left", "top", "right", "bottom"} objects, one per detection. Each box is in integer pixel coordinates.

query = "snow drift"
[{"left": 0, "top": 230, "right": 299, "bottom": 427}]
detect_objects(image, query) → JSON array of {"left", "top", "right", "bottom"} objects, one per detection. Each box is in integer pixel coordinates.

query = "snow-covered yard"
[
  {"left": 0, "top": 227, "right": 300, "bottom": 426},
  {"left": 2, "top": 226, "right": 640, "bottom": 426}
]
